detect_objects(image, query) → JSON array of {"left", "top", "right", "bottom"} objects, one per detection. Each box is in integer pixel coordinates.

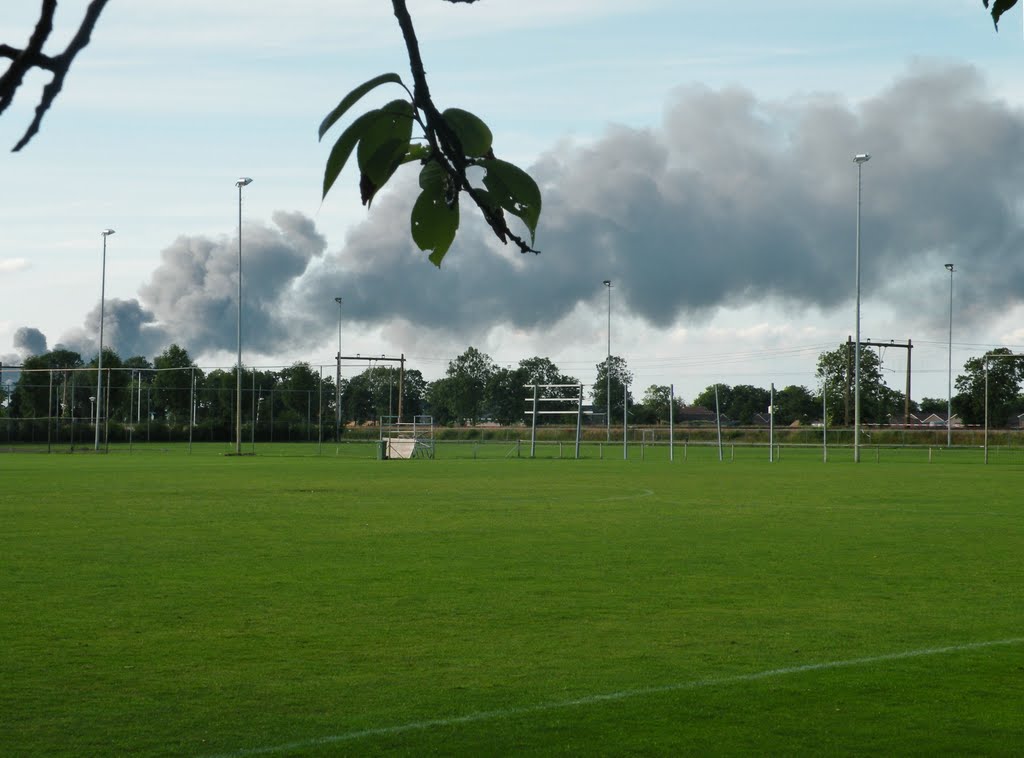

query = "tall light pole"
[
  {"left": 945, "top": 263, "right": 955, "bottom": 447},
  {"left": 95, "top": 228, "right": 115, "bottom": 451},
  {"left": 603, "top": 279, "right": 612, "bottom": 442},
  {"left": 335, "top": 296, "right": 343, "bottom": 438},
  {"left": 235, "top": 177, "right": 252, "bottom": 455},
  {"left": 853, "top": 153, "right": 870, "bottom": 463}
]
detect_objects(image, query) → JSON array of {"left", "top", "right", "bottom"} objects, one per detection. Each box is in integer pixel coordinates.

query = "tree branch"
[
  {"left": 391, "top": 0, "right": 538, "bottom": 254},
  {"left": 0, "top": 0, "right": 56, "bottom": 117},
  {"left": 2, "top": 0, "right": 111, "bottom": 151}
]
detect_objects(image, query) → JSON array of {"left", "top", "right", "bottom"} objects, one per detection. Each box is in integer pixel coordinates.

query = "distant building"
[{"left": 889, "top": 410, "right": 962, "bottom": 427}]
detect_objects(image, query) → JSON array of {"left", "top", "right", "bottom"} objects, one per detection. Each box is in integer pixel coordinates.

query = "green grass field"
[{"left": 2, "top": 450, "right": 1023, "bottom": 756}]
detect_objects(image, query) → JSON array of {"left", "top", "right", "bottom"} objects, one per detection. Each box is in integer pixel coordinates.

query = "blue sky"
[{"left": 3, "top": 0, "right": 1024, "bottom": 403}]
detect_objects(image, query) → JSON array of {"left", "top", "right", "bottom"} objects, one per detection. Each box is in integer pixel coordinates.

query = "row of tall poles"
[
  {"left": 90, "top": 164, "right": 962, "bottom": 459},
  {"left": 94, "top": 178, "right": 254, "bottom": 454}
]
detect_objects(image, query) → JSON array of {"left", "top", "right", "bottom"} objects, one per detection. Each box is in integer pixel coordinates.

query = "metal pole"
[
  {"left": 622, "top": 384, "right": 628, "bottom": 460},
  {"left": 603, "top": 279, "right": 612, "bottom": 442},
  {"left": 822, "top": 376, "right": 828, "bottom": 463},
  {"left": 853, "top": 153, "right": 870, "bottom": 463},
  {"left": 769, "top": 382, "right": 775, "bottom": 463},
  {"left": 575, "top": 383, "right": 583, "bottom": 459},
  {"left": 945, "top": 264, "right": 955, "bottom": 447},
  {"left": 669, "top": 384, "right": 675, "bottom": 462},
  {"left": 235, "top": 177, "right": 252, "bottom": 454},
  {"left": 984, "top": 356, "right": 989, "bottom": 464},
  {"left": 95, "top": 229, "right": 114, "bottom": 450},
  {"left": 530, "top": 384, "right": 538, "bottom": 458},
  {"left": 715, "top": 384, "right": 723, "bottom": 462},
  {"left": 335, "top": 296, "right": 342, "bottom": 439}
]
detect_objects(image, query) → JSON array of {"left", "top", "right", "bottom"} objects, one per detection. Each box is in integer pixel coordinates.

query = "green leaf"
[
  {"left": 480, "top": 159, "right": 542, "bottom": 243},
  {"left": 322, "top": 110, "right": 378, "bottom": 200},
  {"left": 318, "top": 73, "right": 404, "bottom": 140},
  {"left": 441, "top": 108, "right": 493, "bottom": 158},
  {"left": 357, "top": 100, "right": 415, "bottom": 187},
  {"left": 401, "top": 144, "right": 431, "bottom": 165},
  {"left": 418, "top": 161, "right": 446, "bottom": 192},
  {"left": 411, "top": 186, "right": 460, "bottom": 267}
]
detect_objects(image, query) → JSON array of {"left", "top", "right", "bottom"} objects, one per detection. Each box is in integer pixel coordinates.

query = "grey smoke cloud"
[
  {"left": 48, "top": 211, "right": 328, "bottom": 360},
  {"left": 26, "top": 62, "right": 1024, "bottom": 361},
  {"left": 13, "top": 327, "right": 47, "bottom": 356},
  {"left": 311, "top": 61, "right": 1024, "bottom": 340}
]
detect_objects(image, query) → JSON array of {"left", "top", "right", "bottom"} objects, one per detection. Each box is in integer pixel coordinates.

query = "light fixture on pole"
[
  {"left": 335, "top": 296, "right": 343, "bottom": 439},
  {"left": 95, "top": 228, "right": 115, "bottom": 451},
  {"left": 945, "top": 263, "right": 955, "bottom": 447},
  {"left": 235, "top": 177, "right": 252, "bottom": 455},
  {"left": 603, "top": 279, "right": 612, "bottom": 442},
  {"left": 853, "top": 153, "right": 870, "bottom": 463}
]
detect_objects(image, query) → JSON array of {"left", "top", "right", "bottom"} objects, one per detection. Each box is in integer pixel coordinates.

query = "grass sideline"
[{"left": 2, "top": 454, "right": 1023, "bottom": 755}]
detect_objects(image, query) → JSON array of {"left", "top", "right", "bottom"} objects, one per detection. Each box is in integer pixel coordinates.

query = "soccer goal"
[{"left": 379, "top": 415, "right": 435, "bottom": 459}]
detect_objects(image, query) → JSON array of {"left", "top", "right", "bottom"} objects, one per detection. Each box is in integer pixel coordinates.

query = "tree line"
[{"left": 3, "top": 341, "right": 1024, "bottom": 444}]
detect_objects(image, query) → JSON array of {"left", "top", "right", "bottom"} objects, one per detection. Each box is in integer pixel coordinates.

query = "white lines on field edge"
[{"left": 206, "top": 636, "right": 1024, "bottom": 758}]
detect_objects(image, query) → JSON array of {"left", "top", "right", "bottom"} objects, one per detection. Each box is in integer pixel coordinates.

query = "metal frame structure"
[{"left": 525, "top": 383, "right": 584, "bottom": 459}]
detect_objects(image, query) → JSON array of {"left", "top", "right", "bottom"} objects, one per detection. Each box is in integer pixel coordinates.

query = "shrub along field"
[{"left": 2, "top": 452, "right": 1022, "bottom": 756}]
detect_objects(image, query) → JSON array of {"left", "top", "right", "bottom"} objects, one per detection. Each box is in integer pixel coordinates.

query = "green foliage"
[
  {"left": 319, "top": 3, "right": 543, "bottom": 267},
  {"left": 442, "top": 107, "right": 492, "bottom": 157},
  {"left": 593, "top": 356, "right": 634, "bottom": 422},
  {"left": 411, "top": 178, "right": 460, "bottom": 265},
  {"left": 954, "top": 347, "right": 1024, "bottom": 425},
  {"left": 479, "top": 158, "right": 541, "bottom": 245},
  {"left": 983, "top": 0, "right": 1019, "bottom": 29}
]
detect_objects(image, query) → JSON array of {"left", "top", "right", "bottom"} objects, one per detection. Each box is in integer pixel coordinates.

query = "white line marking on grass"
[
  {"left": 596, "top": 488, "right": 655, "bottom": 502},
  {"left": 207, "top": 637, "right": 1024, "bottom": 757}
]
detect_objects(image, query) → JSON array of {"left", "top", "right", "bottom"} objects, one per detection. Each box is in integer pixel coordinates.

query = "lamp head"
[
  {"left": 602, "top": 279, "right": 611, "bottom": 287},
  {"left": 236, "top": 177, "right": 253, "bottom": 187},
  {"left": 853, "top": 153, "right": 871, "bottom": 164},
  {"left": 335, "top": 297, "right": 343, "bottom": 305},
  {"left": 945, "top": 263, "right": 955, "bottom": 272},
  {"left": 101, "top": 229, "right": 115, "bottom": 236}
]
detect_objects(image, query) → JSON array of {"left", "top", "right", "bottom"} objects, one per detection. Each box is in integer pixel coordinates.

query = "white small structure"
[{"left": 379, "top": 415, "right": 434, "bottom": 459}]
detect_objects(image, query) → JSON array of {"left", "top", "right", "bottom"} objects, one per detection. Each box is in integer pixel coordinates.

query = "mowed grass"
[{"left": 2, "top": 452, "right": 1023, "bottom": 756}]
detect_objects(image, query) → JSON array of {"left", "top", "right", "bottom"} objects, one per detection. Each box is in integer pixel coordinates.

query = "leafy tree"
[
  {"left": 425, "top": 376, "right": 459, "bottom": 426},
  {"left": 319, "top": 0, "right": 541, "bottom": 266},
  {"left": 401, "top": 368, "right": 428, "bottom": 419},
  {"left": 634, "top": 384, "right": 684, "bottom": 425},
  {"left": 85, "top": 347, "right": 132, "bottom": 423},
  {"left": 692, "top": 385, "right": 729, "bottom": 420},
  {"left": 485, "top": 366, "right": 527, "bottom": 426},
  {"left": 10, "top": 348, "right": 84, "bottom": 419},
  {"left": 116, "top": 356, "right": 153, "bottom": 423},
  {"left": 815, "top": 342, "right": 889, "bottom": 425},
  {"left": 918, "top": 397, "right": 947, "bottom": 414},
  {"left": 593, "top": 356, "right": 633, "bottom": 424},
  {"left": 773, "top": 385, "right": 818, "bottom": 426},
  {"left": 954, "top": 348, "right": 1024, "bottom": 426},
  {"left": 442, "top": 346, "right": 495, "bottom": 424},
  {"left": 151, "top": 344, "right": 199, "bottom": 423},
  {"left": 273, "top": 363, "right": 322, "bottom": 429}
]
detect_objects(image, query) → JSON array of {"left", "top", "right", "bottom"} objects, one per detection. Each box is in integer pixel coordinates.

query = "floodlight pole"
[
  {"left": 335, "top": 296, "right": 343, "bottom": 440},
  {"left": 95, "top": 229, "right": 115, "bottom": 451},
  {"left": 603, "top": 279, "right": 612, "bottom": 442},
  {"left": 235, "top": 177, "right": 252, "bottom": 455},
  {"left": 853, "top": 153, "right": 870, "bottom": 463},
  {"left": 945, "top": 263, "right": 955, "bottom": 447}
]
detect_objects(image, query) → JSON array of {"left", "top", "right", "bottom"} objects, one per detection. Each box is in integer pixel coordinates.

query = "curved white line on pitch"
[
  {"left": 206, "top": 637, "right": 1024, "bottom": 758},
  {"left": 596, "top": 488, "right": 655, "bottom": 502}
]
